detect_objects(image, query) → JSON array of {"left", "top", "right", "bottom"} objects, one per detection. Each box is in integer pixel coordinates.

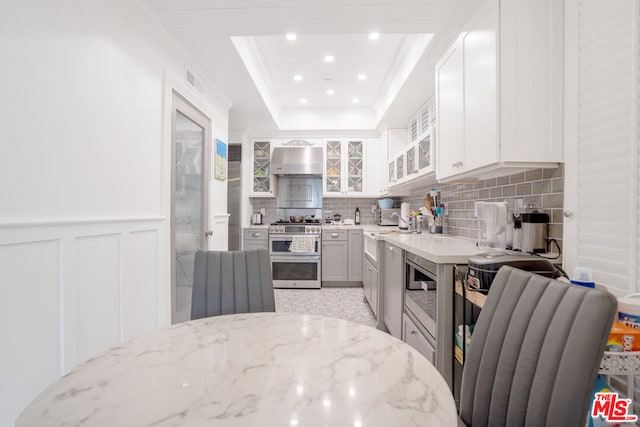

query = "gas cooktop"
[{"left": 271, "top": 220, "right": 321, "bottom": 225}]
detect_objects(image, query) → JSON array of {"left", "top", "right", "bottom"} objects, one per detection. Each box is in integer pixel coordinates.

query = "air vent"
[{"left": 186, "top": 69, "right": 196, "bottom": 87}]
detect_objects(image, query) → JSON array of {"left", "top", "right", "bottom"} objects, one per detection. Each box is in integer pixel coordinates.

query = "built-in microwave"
[{"left": 404, "top": 252, "right": 438, "bottom": 340}]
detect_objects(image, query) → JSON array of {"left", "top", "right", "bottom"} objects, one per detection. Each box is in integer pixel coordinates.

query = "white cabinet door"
[
  {"left": 324, "top": 139, "right": 364, "bottom": 197},
  {"left": 365, "top": 138, "right": 388, "bottom": 196},
  {"left": 435, "top": 37, "right": 465, "bottom": 180},
  {"left": 249, "top": 141, "right": 273, "bottom": 197},
  {"left": 383, "top": 243, "right": 403, "bottom": 339},
  {"left": 462, "top": 0, "right": 498, "bottom": 171}
]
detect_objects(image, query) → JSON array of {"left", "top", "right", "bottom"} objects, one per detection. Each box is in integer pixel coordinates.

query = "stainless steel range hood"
[{"left": 271, "top": 147, "right": 323, "bottom": 175}]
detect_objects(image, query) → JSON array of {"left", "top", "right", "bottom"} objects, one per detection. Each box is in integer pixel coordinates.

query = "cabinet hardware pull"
[
  {"left": 252, "top": 233, "right": 261, "bottom": 237},
  {"left": 331, "top": 233, "right": 339, "bottom": 238},
  {"left": 410, "top": 330, "right": 417, "bottom": 335},
  {"left": 205, "top": 230, "right": 213, "bottom": 237},
  {"left": 563, "top": 210, "right": 573, "bottom": 218}
]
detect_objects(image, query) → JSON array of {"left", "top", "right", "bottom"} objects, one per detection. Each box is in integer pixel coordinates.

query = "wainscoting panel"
[
  {"left": 75, "top": 233, "right": 122, "bottom": 364},
  {"left": 0, "top": 217, "right": 167, "bottom": 426},
  {"left": 0, "top": 239, "right": 61, "bottom": 424},
  {"left": 123, "top": 230, "right": 159, "bottom": 340}
]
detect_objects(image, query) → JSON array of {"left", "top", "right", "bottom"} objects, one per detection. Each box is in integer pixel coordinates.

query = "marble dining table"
[{"left": 16, "top": 312, "right": 458, "bottom": 426}]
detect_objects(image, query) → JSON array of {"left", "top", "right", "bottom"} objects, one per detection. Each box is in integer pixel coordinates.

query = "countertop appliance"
[
  {"left": 399, "top": 202, "right": 411, "bottom": 230},
  {"left": 520, "top": 212, "right": 549, "bottom": 253},
  {"left": 466, "top": 251, "right": 559, "bottom": 292},
  {"left": 268, "top": 222, "right": 321, "bottom": 289},
  {"left": 376, "top": 208, "right": 400, "bottom": 226},
  {"left": 252, "top": 212, "right": 263, "bottom": 225}
]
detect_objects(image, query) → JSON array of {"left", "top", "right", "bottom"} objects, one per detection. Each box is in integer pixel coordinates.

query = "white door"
[{"left": 171, "top": 92, "right": 212, "bottom": 324}]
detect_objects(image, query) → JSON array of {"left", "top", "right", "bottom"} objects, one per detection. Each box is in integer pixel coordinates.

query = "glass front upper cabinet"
[
  {"left": 325, "top": 140, "right": 342, "bottom": 193},
  {"left": 347, "top": 140, "right": 363, "bottom": 193},
  {"left": 252, "top": 141, "right": 271, "bottom": 194}
]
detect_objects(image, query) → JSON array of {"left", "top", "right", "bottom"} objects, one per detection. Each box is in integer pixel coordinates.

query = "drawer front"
[
  {"left": 243, "top": 229, "right": 268, "bottom": 241},
  {"left": 403, "top": 313, "right": 435, "bottom": 364},
  {"left": 322, "top": 230, "right": 348, "bottom": 241}
]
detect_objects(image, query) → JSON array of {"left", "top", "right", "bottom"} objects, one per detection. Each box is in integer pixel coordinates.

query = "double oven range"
[
  {"left": 268, "top": 174, "right": 323, "bottom": 289},
  {"left": 269, "top": 222, "right": 322, "bottom": 288}
]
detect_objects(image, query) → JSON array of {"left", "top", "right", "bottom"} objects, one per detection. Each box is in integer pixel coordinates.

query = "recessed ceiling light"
[
  {"left": 352, "top": 98, "right": 360, "bottom": 103},
  {"left": 324, "top": 55, "right": 335, "bottom": 63},
  {"left": 286, "top": 33, "right": 297, "bottom": 41},
  {"left": 293, "top": 74, "right": 303, "bottom": 81},
  {"left": 368, "top": 32, "right": 380, "bottom": 40},
  {"left": 299, "top": 98, "right": 307, "bottom": 104},
  {"left": 357, "top": 74, "right": 367, "bottom": 80},
  {"left": 326, "top": 89, "right": 335, "bottom": 95}
]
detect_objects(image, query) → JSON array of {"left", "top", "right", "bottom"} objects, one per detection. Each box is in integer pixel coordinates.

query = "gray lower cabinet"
[
  {"left": 383, "top": 242, "right": 403, "bottom": 338},
  {"left": 322, "top": 229, "right": 363, "bottom": 284},
  {"left": 243, "top": 228, "right": 268, "bottom": 251},
  {"left": 322, "top": 240, "right": 348, "bottom": 281},
  {"left": 347, "top": 230, "right": 363, "bottom": 281},
  {"left": 403, "top": 310, "right": 435, "bottom": 364},
  {"left": 363, "top": 257, "right": 378, "bottom": 317}
]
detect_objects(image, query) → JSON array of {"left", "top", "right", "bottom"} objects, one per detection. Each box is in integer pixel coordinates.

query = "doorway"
[
  {"left": 227, "top": 145, "right": 242, "bottom": 250},
  {"left": 170, "top": 91, "right": 211, "bottom": 324}
]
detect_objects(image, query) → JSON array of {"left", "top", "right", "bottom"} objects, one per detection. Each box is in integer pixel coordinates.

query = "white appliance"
[{"left": 399, "top": 202, "right": 411, "bottom": 230}]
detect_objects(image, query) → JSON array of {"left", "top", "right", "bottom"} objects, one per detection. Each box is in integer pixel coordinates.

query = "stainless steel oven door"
[
  {"left": 271, "top": 256, "right": 321, "bottom": 289},
  {"left": 404, "top": 255, "right": 437, "bottom": 340},
  {"left": 269, "top": 235, "right": 320, "bottom": 256}
]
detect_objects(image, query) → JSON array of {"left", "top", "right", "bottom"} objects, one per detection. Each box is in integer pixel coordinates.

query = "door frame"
[{"left": 170, "top": 90, "right": 212, "bottom": 324}]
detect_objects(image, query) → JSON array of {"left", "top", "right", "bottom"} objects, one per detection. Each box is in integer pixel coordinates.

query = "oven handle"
[{"left": 271, "top": 256, "right": 321, "bottom": 262}]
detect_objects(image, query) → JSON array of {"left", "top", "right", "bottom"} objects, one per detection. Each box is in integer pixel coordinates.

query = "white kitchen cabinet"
[
  {"left": 249, "top": 140, "right": 273, "bottom": 197},
  {"left": 403, "top": 310, "right": 435, "bottom": 364},
  {"left": 323, "top": 139, "right": 364, "bottom": 197},
  {"left": 405, "top": 144, "right": 418, "bottom": 178},
  {"left": 387, "top": 99, "right": 436, "bottom": 193},
  {"left": 408, "top": 102, "right": 431, "bottom": 146},
  {"left": 435, "top": 0, "right": 562, "bottom": 182},
  {"left": 363, "top": 257, "right": 378, "bottom": 317},
  {"left": 435, "top": 37, "right": 465, "bottom": 180},
  {"left": 364, "top": 138, "right": 389, "bottom": 197},
  {"left": 383, "top": 242, "right": 403, "bottom": 339}
]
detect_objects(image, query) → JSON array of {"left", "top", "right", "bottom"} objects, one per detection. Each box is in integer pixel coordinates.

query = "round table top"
[{"left": 16, "top": 313, "right": 457, "bottom": 426}]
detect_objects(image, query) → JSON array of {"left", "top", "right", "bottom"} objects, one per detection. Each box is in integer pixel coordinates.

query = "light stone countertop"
[
  {"left": 382, "top": 233, "right": 482, "bottom": 264},
  {"left": 16, "top": 313, "right": 458, "bottom": 427}
]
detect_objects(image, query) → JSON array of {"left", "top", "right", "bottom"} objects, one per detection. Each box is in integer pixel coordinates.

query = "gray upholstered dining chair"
[
  {"left": 459, "top": 266, "right": 617, "bottom": 427},
  {"left": 191, "top": 249, "right": 275, "bottom": 320}
]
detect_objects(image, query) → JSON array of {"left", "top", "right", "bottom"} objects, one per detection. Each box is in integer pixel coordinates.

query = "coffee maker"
[{"left": 519, "top": 211, "right": 549, "bottom": 253}]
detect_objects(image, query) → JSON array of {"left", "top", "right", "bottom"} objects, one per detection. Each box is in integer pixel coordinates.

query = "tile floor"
[{"left": 275, "top": 287, "right": 377, "bottom": 328}]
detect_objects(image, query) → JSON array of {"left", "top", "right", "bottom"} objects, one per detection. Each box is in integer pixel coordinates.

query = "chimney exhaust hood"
[{"left": 270, "top": 146, "right": 323, "bottom": 175}]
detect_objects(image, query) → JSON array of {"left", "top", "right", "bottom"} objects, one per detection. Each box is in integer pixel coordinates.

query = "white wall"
[{"left": 0, "top": 1, "right": 229, "bottom": 424}]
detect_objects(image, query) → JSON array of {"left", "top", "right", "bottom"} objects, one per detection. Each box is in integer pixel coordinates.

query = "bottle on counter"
[{"left": 355, "top": 207, "right": 360, "bottom": 225}]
